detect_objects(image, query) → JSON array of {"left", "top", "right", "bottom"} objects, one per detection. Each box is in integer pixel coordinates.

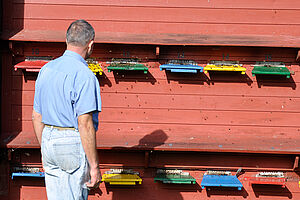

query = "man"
[{"left": 32, "top": 19, "right": 101, "bottom": 200}]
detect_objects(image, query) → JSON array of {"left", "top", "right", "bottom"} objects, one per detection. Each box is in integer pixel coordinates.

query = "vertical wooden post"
[
  {"left": 156, "top": 46, "right": 160, "bottom": 57},
  {"left": 144, "top": 151, "right": 150, "bottom": 168}
]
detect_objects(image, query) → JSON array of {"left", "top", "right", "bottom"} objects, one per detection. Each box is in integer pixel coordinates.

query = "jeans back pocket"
[{"left": 53, "top": 142, "right": 81, "bottom": 174}]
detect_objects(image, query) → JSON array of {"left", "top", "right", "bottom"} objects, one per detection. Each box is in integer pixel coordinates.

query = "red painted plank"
[
  {"left": 14, "top": 60, "right": 48, "bottom": 71},
  {"left": 17, "top": 19, "right": 300, "bottom": 37},
  {"left": 5, "top": 1, "right": 300, "bottom": 47},
  {"left": 3, "top": 21, "right": 300, "bottom": 47},
  {"left": 3, "top": 121, "right": 300, "bottom": 154},
  {"left": 16, "top": 4, "right": 300, "bottom": 25},
  {"left": 15, "top": 0, "right": 300, "bottom": 10},
  {"left": 99, "top": 79, "right": 300, "bottom": 97},
  {"left": 13, "top": 93, "right": 300, "bottom": 120}
]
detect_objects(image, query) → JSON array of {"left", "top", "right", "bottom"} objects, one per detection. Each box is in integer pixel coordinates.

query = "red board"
[
  {"left": 2, "top": 41, "right": 300, "bottom": 199},
  {"left": 2, "top": 1, "right": 300, "bottom": 47}
]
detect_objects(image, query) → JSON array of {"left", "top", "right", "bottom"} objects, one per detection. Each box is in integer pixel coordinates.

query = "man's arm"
[
  {"left": 78, "top": 112, "right": 100, "bottom": 188},
  {"left": 32, "top": 109, "right": 44, "bottom": 146}
]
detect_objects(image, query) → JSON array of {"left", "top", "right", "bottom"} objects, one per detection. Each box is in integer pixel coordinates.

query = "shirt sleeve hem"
[{"left": 77, "top": 108, "right": 101, "bottom": 117}]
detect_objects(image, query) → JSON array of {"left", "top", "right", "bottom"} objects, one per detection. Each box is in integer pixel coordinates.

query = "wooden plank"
[
  {"left": 3, "top": 21, "right": 300, "bottom": 47},
  {"left": 96, "top": 108, "right": 300, "bottom": 127},
  {"left": 13, "top": 104, "right": 300, "bottom": 128},
  {"left": 5, "top": 1, "right": 300, "bottom": 47},
  {"left": 17, "top": 19, "right": 300, "bottom": 37},
  {"left": 14, "top": 0, "right": 300, "bottom": 10},
  {"left": 11, "top": 79, "right": 300, "bottom": 107},
  {"left": 99, "top": 80, "right": 300, "bottom": 97},
  {"left": 16, "top": 4, "right": 300, "bottom": 25},
  {"left": 13, "top": 93, "right": 300, "bottom": 113},
  {"left": 4, "top": 121, "right": 300, "bottom": 154}
]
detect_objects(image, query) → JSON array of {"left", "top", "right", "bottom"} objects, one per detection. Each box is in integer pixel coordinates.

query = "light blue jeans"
[{"left": 41, "top": 126, "right": 90, "bottom": 200}]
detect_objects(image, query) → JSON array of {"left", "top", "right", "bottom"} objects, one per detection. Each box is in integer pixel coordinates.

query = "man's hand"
[
  {"left": 86, "top": 166, "right": 101, "bottom": 189},
  {"left": 78, "top": 112, "right": 100, "bottom": 189}
]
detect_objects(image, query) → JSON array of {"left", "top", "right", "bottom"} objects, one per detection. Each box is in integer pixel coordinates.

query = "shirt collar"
[{"left": 63, "top": 50, "right": 88, "bottom": 67}]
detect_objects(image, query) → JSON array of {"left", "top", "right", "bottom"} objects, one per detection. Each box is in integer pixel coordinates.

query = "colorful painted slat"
[
  {"left": 107, "top": 63, "right": 148, "bottom": 74},
  {"left": 244, "top": 172, "right": 286, "bottom": 187},
  {"left": 154, "top": 173, "right": 196, "bottom": 184},
  {"left": 160, "top": 64, "right": 203, "bottom": 74},
  {"left": 204, "top": 61, "right": 246, "bottom": 74},
  {"left": 101, "top": 174, "right": 142, "bottom": 185},
  {"left": 88, "top": 63, "right": 103, "bottom": 75},
  {"left": 14, "top": 60, "right": 49, "bottom": 72},
  {"left": 201, "top": 171, "right": 243, "bottom": 190},
  {"left": 252, "top": 66, "right": 291, "bottom": 78},
  {"left": 11, "top": 172, "right": 45, "bottom": 179}
]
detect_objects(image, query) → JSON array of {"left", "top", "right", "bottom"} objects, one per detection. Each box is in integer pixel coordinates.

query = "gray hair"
[{"left": 66, "top": 19, "right": 95, "bottom": 47}]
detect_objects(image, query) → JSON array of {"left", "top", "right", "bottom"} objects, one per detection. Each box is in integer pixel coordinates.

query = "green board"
[
  {"left": 252, "top": 66, "right": 291, "bottom": 78},
  {"left": 107, "top": 64, "right": 148, "bottom": 74},
  {"left": 154, "top": 173, "right": 196, "bottom": 184}
]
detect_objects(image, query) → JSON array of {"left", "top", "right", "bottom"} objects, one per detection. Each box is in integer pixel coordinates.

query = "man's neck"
[{"left": 66, "top": 45, "right": 87, "bottom": 59}]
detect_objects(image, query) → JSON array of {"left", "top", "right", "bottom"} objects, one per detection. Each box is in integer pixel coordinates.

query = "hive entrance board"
[
  {"left": 101, "top": 169, "right": 142, "bottom": 185},
  {"left": 244, "top": 172, "right": 286, "bottom": 187},
  {"left": 14, "top": 56, "right": 52, "bottom": 72},
  {"left": 160, "top": 60, "right": 203, "bottom": 73},
  {"left": 87, "top": 58, "right": 103, "bottom": 75},
  {"left": 107, "top": 59, "right": 148, "bottom": 74},
  {"left": 204, "top": 61, "right": 246, "bottom": 74},
  {"left": 251, "top": 62, "right": 292, "bottom": 78},
  {"left": 201, "top": 171, "right": 243, "bottom": 190},
  {"left": 154, "top": 169, "right": 196, "bottom": 184},
  {"left": 11, "top": 167, "right": 45, "bottom": 179}
]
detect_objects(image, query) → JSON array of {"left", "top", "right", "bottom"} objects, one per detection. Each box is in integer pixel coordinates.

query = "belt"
[{"left": 45, "top": 124, "right": 76, "bottom": 131}]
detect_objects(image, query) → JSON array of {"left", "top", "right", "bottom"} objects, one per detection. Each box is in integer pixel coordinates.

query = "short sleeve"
[{"left": 74, "top": 74, "right": 101, "bottom": 117}]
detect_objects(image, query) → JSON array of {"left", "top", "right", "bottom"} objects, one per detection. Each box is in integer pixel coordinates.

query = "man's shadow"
[{"left": 94, "top": 130, "right": 184, "bottom": 200}]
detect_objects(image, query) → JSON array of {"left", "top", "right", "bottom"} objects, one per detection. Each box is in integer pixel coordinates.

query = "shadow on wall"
[
  {"left": 1, "top": 0, "right": 24, "bottom": 39},
  {"left": 255, "top": 74, "right": 296, "bottom": 90},
  {"left": 136, "top": 129, "right": 168, "bottom": 149}
]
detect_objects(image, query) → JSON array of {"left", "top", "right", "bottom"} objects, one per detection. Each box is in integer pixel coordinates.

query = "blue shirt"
[{"left": 33, "top": 50, "right": 101, "bottom": 130}]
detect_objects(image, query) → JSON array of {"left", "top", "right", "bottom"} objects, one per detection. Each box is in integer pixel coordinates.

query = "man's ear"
[{"left": 88, "top": 40, "right": 94, "bottom": 49}]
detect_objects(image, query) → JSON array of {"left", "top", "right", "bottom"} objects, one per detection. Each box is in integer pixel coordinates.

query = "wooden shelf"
[
  {"left": 252, "top": 62, "right": 292, "bottom": 78},
  {"left": 201, "top": 171, "right": 243, "bottom": 190},
  {"left": 107, "top": 64, "right": 148, "bottom": 74},
  {"left": 154, "top": 170, "right": 196, "bottom": 184},
  {"left": 101, "top": 169, "right": 142, "bottom": 185},
  {"left": 204, "top": 61, "right": 246, "bottom": 74},
  {"left": 88, "top": 63, "right": 103, "bottom": 75}
]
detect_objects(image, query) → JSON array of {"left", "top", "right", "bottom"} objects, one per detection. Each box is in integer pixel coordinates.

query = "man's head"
[{"left": 66, "top": 20, "right": 95, "bottom": 59}]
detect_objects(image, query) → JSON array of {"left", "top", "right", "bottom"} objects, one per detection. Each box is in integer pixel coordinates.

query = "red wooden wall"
[
  {"left": 2, "top": 0, "right": 300, "bottom": 47},
  {"left": 2, "top": 42, "right": 300, "bottom": 153},
  {"left": 1, "top": 0, "right": 300, "bottom": 199},
  {"left": 1, "top": 42, "right": 300, "bottom": 199}
]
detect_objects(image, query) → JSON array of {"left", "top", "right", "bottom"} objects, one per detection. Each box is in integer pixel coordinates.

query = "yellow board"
[
  {"left": 101, "top": 174, "right": 142, "bottom": 185},
  {"left": 204, "top": 64, "right": 246, "bottom": 74},
  {"left": 88, "top": 63, "right": 103, "bottom": 75}
]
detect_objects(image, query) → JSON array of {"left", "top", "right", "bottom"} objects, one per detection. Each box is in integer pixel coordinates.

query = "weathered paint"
[
  {"left": 1, "top": 42, "right": 300, "bottom": 199},
  {"left": 2, "top": 1, "right": 300, "bottom": 47},
  {"left": 1, "top": 0, "right": 300, "bottom": 198}
]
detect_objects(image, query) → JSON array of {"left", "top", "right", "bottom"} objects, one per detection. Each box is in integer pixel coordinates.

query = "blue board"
[
  {"left": 201, "top": 175, "right": 243, "bottom": 190},
  {"left": 12, "top": 172, "right": 45, "bottom": 179},
  {"left": 160, "top": 64, "right": 203, "bottom": 73}
]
